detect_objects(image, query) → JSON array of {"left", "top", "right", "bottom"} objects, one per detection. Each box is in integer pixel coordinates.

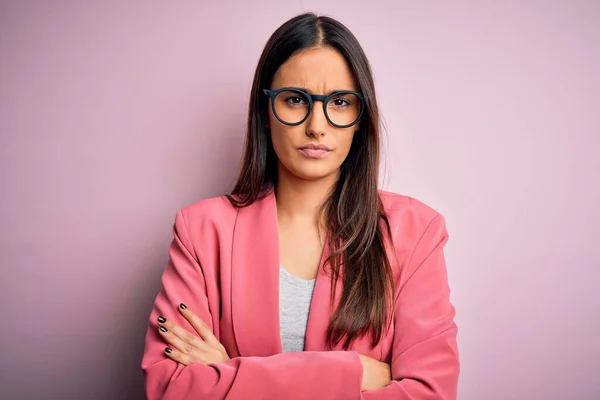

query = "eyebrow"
[{"left": 281, "top": 86, "right": 356, "bottom": 95}]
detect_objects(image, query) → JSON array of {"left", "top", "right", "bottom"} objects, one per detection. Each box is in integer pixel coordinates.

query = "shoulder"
[
  {"left": 378, "top": 191, "right": 450, "bottom": 287},
  {"left": 378, "top": 190, "right": 448, "bottom": 249},
  {"left": 176, "top": 195, "right": 238, "bottom": 231},
  {"left": 379, "top": 190, "right": 443, "bottom": 227}
]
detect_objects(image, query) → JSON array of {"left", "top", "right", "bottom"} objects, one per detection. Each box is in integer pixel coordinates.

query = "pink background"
[{"left": 1, "top": 1, "right": 599, "bottom": 399}]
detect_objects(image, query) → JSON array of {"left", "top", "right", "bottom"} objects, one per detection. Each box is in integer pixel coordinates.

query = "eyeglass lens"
[{"left": 273, "top": 89, "right": 361, "bottom": 126}]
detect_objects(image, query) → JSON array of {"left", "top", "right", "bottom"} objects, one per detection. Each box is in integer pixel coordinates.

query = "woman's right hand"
[{"left": 358, "top": 354, "right": 392, "bottom": 391}]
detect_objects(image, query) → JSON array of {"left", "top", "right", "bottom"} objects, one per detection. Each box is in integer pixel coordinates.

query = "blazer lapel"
[
  {"left": 231, "top": 190, "right": 282, "bottom": 356},
  {"left": 230, "top": 189, "right": 342, "bottom": 355},
  {"left": 303, "top": 240, "right": 344, "bottom": 351}
]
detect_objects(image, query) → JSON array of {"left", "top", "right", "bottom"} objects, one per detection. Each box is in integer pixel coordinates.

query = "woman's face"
[{"left": 268, "top": 46, "right": 359, "bottom": 182}]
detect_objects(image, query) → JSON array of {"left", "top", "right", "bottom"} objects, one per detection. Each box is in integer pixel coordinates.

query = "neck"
[{"left": 274, "top": 164, "right": 339, "bottom": 228}]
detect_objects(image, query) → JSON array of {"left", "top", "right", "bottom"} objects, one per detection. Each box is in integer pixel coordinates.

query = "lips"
[{"left": 298, "top": 144, "right": 332, "bottom": 159}]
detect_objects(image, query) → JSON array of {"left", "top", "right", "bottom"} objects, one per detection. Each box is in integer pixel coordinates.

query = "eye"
[
  {"left": 284, "top": 96, "right": 307, "bottom": 105},
  {"left": 330, "top": 97, "right": 352, "bottom": 108}
]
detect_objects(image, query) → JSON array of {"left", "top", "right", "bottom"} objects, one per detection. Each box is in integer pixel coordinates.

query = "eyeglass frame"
[{"left": 262, "top": 87, "right": 365, "bottom": 129}]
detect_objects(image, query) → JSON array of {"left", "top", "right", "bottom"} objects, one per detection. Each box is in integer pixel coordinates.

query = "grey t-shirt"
[{"left": 279, "top": 266, "right": 316, "bottom": 353}]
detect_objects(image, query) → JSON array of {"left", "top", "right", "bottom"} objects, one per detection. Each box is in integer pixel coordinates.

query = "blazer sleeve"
[
  {"left": 362, "top": 212, "right": 460, "bottom": 400},
  {"left": 141, "top": 209, "right": 364, "bottom": 400}
]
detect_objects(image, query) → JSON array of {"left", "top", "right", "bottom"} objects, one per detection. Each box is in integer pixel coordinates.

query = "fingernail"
[
  {"left": 165, "top": 347, "right": 172, "bottom": 354},
  {"left": 179, "top": 303, "right": 187, "bottom": 310},
  {"left": 159, "top": 326, "right": 168, "bottom": 333},
  {"left": 157, "top": 316, "right": 166, "bottom": 323}
]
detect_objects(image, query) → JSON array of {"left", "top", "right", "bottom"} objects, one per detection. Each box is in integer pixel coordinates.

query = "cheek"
[
  {"left": 269, "top": 125, "right": 297, "bottom": 163},
  {"left": 268, "top": 108, "right": 289, "bottom": 156},
  {"left": 270, "top": 130, "right": 286, "bottom": 158},
  {"left": 337, "top": 130, "right": 355, "bottom": 160}
]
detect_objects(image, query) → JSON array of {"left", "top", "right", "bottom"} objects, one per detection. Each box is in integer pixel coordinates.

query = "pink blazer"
[{"left": 141, "top": 190, "right": 459, "bottom": 399}]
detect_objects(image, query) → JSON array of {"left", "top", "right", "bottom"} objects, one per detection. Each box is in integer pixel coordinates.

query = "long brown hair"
[{"left": 228, "top": 12, "right": 395, "bottom": 350}]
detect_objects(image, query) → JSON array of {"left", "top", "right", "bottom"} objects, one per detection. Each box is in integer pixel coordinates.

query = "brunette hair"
[{"left": 228, "top": 12, "right": 394, "bottom": 350}]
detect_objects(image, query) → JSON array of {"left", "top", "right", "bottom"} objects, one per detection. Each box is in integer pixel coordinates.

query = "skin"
[
  {"left": 158, "top": 46, "right": 392, "bottom": 392},
  {"left": 270, "top": 46, "right": 358, "bottom": 282}
]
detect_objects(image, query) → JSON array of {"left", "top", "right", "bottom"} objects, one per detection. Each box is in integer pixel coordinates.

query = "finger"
[
  {"left": 178, "top": 303, "right": 221, "bottom": 347},
  {"left": 169, "top": 323, "right": 210, "bottom": 352},
  {"left": 165, "top": 317, "right": 214, "bottom": 354},
  {"left": 163, "top": 346, "right": 194, "bottom": 366},
  {"left": 158, "top": 323, "right": 195, "bottom": 354},
  {"left": 157, "top": 316, "right": 208, "bottom": 353}
]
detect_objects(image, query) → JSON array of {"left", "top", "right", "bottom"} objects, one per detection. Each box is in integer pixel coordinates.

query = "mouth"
[{"left": 298, "top": 144, "right": 332, "bottom": 159}]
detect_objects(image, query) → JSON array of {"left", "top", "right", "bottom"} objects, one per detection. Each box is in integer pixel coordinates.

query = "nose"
[{"left": 305, "top": 101, "right": 328, "bottom": 137}]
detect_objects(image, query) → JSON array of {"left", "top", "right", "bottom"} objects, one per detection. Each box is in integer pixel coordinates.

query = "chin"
[{"left": 287, "top": 163, "right": 340, "bottom": 181}]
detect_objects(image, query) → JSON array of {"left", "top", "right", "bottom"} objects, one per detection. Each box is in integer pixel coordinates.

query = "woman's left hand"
[{"left": 157, "top": 303, "right": 230, "bottom": 366}]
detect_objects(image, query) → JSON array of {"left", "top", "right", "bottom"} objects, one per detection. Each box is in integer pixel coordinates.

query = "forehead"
[{"left": 271, "top": 46, "right": 358, "bottom": 93}]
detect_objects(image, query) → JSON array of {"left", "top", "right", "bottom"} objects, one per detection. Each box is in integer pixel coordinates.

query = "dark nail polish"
[
  {"left": 157, "top": 316, "right": 166, "bottom": 323},
  {"left": 159, "top": 326, "right": 168, "bottom": 333},
  {"left": 179, "top": 303, "right": 187, "bottom": 310},
  {"left": 165, "top": 347, "right": 172, "bottom": 353}
]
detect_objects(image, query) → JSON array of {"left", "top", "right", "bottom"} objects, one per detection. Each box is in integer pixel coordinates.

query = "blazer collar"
[{"left": 230, "top": 190, "right": 342, "bottom": 356}]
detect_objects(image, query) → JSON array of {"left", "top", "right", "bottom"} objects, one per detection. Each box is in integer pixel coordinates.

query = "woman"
[{"left": 141, "top": 12, "right": 459, "bottom": 399}]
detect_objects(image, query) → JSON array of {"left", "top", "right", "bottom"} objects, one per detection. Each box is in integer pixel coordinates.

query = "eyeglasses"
[{"left": 263, "top": 87, "right": 365, "bottom": 128}]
